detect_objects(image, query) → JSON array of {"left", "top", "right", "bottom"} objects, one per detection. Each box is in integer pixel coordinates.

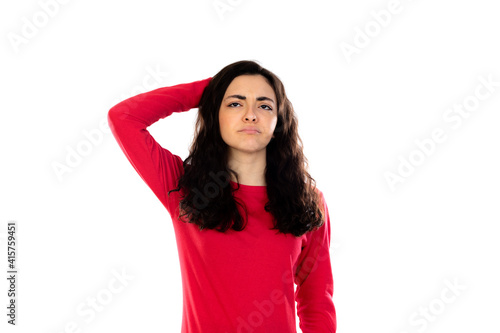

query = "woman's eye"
[
  {"left": 228, "top": 102, "right": 241, "bottom": 107},
  {"left": 260, "top": 104, "right": 272, "bottom": 111}
]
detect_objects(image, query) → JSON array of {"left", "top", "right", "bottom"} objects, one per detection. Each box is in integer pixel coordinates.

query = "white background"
[{"left": 1, "top": 0, "right": 499, "bottom": 332}]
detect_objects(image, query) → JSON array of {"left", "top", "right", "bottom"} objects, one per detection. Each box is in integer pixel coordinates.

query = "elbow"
[
  {"left": 107, "top": 103, "right": 126, "bottom": 127},
  {"left": 108, "top": 103, "right": 120, "bottom": 119},
  {"left": 107, "top": 104, "right": 126, "bottom": 135}
]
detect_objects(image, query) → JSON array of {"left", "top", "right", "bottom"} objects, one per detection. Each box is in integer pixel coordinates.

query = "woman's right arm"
[{"left": 107, "top": 77, "right": 212, "bottom": 214}]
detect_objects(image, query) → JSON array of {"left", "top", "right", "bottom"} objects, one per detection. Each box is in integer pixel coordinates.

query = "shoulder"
[{"left": 312, "top": 186, "right": 327, "bottom": 209}]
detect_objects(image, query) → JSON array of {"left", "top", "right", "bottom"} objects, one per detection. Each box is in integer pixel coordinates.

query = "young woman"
[{"left": 108, "top": 60, "right": 336, "bottom": 332}]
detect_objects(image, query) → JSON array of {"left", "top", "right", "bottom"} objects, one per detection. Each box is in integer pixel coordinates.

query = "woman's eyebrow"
[{"left": 225, "top": 94, "right": 275, "bottom": 104}]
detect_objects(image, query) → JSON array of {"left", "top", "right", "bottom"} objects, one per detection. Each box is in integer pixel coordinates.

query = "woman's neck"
[{"left": 227, "top": 149, "right": 267, "bottom": 186}]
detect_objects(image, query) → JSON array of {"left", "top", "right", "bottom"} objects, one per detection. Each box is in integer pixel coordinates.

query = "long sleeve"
[
  {"left": 294, "top": 190, "right": 337, "bottom": 332},
  {"left": 107, "top": 77, "right": 212, "bottom": 214}
]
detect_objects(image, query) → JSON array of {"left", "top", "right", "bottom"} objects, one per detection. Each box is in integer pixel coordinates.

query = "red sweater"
[{"left": 107, "top": 78, "right": 336, "bottom": 332}]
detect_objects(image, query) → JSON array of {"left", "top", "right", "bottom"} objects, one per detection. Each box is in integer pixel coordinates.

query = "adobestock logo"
[
  {"left": 384, "top": 73, "right": 499, "bottom": 192},
  {"left": 49, "top": 267, "right": 134, "bottom": 333},
  {"left": 397, "top": 277, "right": 466, "bottom": 333},
  {"left": 7, "top": 0, "right": 72, "bottom": 54},
  {"left": 231, "top": 289, "right": 286, "bottom": 333},
  {"left": 231, "top": 229, "right": 338, "bottom": 332},
  {"left": 51, "top": 64, "right": 170, "bottom": 182},
  {"left": 340, "top": 0, "right": 418, "bottom": 64},
  {"left": 191, "top": 170, "right": 231, "bottom": 211},
  {"left": 212, "top": 0, "right": 245, "bottom": 21}
]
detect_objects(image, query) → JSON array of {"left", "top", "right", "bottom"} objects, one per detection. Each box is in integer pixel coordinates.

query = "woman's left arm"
[{"left": 294, "top": 190, "right": 337, "bottom": 333}]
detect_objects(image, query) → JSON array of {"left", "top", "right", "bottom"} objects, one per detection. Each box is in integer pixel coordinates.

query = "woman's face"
[{"left": 218, "top": 74, "right": 278, "bottom": 156}]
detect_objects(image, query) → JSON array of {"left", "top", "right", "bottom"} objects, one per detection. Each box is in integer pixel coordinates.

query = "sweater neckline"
[{"left": 230, "top": 180, "right": 267, "bottom": 193}]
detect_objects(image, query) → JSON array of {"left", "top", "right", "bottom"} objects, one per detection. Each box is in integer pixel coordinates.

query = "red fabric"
[{"left": 108, "top": 78, "right": 336, "bottom": 332}]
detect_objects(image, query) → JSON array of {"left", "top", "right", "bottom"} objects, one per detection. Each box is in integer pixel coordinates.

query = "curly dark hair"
[{"left": 168, "top": 60, "right": 325, "bottom": 237}]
